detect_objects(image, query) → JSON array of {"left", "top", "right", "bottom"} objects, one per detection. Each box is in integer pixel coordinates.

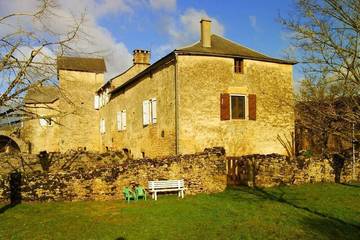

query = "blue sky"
[
  {"left": 1, "top": 0, "right": 301, "bottom": 81},
  {"left": 99, "top": 0, "right": 301, "bottom": 80}
]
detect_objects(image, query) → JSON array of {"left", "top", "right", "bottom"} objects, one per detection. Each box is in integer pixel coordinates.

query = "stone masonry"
[{"left": 0, "top": 147, "right": 227, "bottom": 202}]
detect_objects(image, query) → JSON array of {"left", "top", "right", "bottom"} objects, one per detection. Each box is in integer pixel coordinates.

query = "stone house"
[{"left": 19, "top": 19, "right": 296, "bottom": 158}]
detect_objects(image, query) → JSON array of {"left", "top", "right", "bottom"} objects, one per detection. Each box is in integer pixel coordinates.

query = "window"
[
  {"left": 100, "top": 119, "right": 106, "bottom": 134},
  {"left": 220, "top": 93, "right": 256, "bottom": 121},
  {"left": 117, "top": 110, "right": 126, "bottom": 131},
  {"left": 94, "top": 95, "right": 100, "bottom": 109},
  {"left": 234, "top": 58, "right": 243, "bottom": 73},
  {"left": 39, "top": 117, "right": 52, "bottom": 127},
  {"left": 231, "top": 95, "right": 246, "bottom": 119},
  {"left": 143, "top": 98, "right": 157, "bottom": 126}
]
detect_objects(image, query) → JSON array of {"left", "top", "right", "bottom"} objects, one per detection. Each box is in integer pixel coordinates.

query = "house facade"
[{"left": 21, "top": 19, "right": 296, "bottom": 158}]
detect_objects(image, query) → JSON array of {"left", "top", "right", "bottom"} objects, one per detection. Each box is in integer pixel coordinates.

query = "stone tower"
[{"left": 57, "top": 56, "right": 106, "bottom": 152}]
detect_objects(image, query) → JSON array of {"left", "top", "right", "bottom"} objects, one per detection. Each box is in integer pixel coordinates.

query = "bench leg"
[
  {"left": 155, "top": 191, "right": 157, "bottom": 201},
  {"left": 181, "top": 190, "right": 184, "bottom": 198}
]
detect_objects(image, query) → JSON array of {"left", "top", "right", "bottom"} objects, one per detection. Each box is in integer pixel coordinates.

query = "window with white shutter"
[
  {"left": 100, "top": 119, "right": 106, "bottom": 134},
  {"left": 117, "top": 112, "right": 122, "bottom": 131},
  {"left": 94, "top": 95, "right": 100, "bottom": 109},
  {"left": 151, "top": 98, "right": 157, "bottom": 124},
  {"left": 121, "top": 110, "right": 126, "bottom": 130},
  {"left": 143, "top": 100, "right": 150, "bottom": 126}
]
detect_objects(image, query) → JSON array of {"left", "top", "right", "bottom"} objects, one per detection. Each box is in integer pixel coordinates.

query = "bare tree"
[
  {"left": 279, "top": 0, "right": 360, "bottom": 154},
  {"left": 0, "top": 0, "right": 83, "bottom": 124}
]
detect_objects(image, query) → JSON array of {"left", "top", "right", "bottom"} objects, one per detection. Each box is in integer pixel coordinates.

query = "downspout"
[{"left": 174, "top": 53, "right": 179, "bottom": 155}]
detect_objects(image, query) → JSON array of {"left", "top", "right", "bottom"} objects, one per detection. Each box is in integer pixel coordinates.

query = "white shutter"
[
  {"left": 99, "top": 119, "right": 102, "bottom": 133},
  {"left": 121, "top": 110, "right": 126, "bottom": 130},
  {"left": 100, "top": 119, "right": 105, "bottom": 133},
  {"left": 143, "top": 100, "right": 150, "bottom": 125},
  {"left": 117, "top": 112, "right": 122, "bottom": 131},
  {"left": 94, "top": 95, "right": 99, "bottom": 109},
  {"left": 151, "top": 98, "right": 157, "bottom": 123}
]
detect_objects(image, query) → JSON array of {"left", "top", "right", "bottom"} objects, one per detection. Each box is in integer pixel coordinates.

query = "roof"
[
  {"left": 110, "top": 34, "right": 296, "bottom": 94},
  {"left": 25, "top": 86, "right": 60, "bottom": 104},
  {"left": 176, "top": 34, "right": 296, "bottom": 64},
  {"left": 57, "top": 56, "right": 106, "bottom": 73}
]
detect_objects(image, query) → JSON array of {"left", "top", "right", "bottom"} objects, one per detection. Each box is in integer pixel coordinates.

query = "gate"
[{"left": 226, "top": 157, "right": 246, "bottom": 186}]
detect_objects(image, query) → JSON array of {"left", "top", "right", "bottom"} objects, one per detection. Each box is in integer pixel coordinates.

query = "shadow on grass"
[
  {"left": 299, "top": 216, "right": 360, "bottom": 240},
  {"left": 340, "top": 183, "right": 360, "bottom": 188},
  {"left": 232, "top": 186, "right": 360, "bottom": 231}
]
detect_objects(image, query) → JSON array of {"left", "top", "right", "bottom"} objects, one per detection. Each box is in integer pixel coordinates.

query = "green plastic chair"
[
  {"left": 123, "top": 187, "right": 135, "bottom": 203},
  {"left": 135, "top": 186, "right": 147, "bottom": 201}
]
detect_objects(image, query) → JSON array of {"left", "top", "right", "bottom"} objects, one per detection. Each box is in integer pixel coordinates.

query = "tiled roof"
[
  {"left": 57, "top": 56, "right": 106, "bottom": 73},
  {"left": 25, "top": 86, "right": 60, "bottom": 104}
]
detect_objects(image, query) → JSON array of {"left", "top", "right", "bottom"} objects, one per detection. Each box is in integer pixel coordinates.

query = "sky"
[{"left": 0, "top": 0, "right": 301, "bottom": 81}]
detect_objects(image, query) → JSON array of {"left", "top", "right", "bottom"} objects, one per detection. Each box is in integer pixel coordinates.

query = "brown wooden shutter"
[
  {"left": 248, "top": 94, "right": 256, "bottom": 120},
  {"left": 220, "top": 93, "right": 230, "bottom": 120}
]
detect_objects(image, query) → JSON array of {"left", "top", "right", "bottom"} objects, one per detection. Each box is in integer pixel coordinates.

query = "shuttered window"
[
  {"left": 94, "top": 95, "right": 100, "bottom": 109},
  {"left": 143, "top": 98, "right": 157, "bottom": 126},
  {"left": 151, "top": 98, "right": 157, "bottom": 124},
  {"left": 220, "top": 93, "right": 256, "bottom": 120},
  {"left": 121, "top": 110, "right": 126, "bottom": 130},
  {"left": 100, "top": 119, "right": 106, "bottom": 134},
  {"left": 143, "top": 100, "right": 150, "bottom": 125},
  {"left": 117, "top": 110, "right": 127, "bottom": 131},
  {"left": 234, "top": 58, "right": 244, "bottom": 73}
]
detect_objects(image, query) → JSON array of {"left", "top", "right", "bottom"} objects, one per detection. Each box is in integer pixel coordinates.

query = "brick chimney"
[
  {"left": 133, "top": 49, "right": 150, "bottom": 65},
  {"left": 200, "top": 19, "right": 212, "bottom": 48}
]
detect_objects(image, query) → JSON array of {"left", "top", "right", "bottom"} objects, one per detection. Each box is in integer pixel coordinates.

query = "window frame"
[{"left": 230, "top": 94, "right": 248, "bottom": 120}]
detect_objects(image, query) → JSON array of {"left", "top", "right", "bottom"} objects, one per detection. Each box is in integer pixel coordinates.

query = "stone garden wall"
[
  {"left": 0, "top": 147, "right": 227, "bottom": 202},
  {"left": 227, "top": 154, "right": 360, "bottom": 187}
]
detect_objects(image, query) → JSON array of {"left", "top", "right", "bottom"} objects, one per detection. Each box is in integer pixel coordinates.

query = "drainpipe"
[{"left": 174, "top": 53, "right": 179, "bottom": 155}]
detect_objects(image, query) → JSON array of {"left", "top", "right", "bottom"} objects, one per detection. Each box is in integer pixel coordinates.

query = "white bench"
[{"left": 148, "top": 179, "right": 185, "bottom": 200}]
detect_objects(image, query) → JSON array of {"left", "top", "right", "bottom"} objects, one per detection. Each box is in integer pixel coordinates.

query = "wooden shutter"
[
  {"left": 220, "top": 93, "right": 230, "bottom": 120},
  {"left": 117, "top": 112, "right": 122, "bottom": 131},
  {"left": 151, "top": 98, "right": 157, "bottom": 124},
  {"left": 143, "top": 100, "right": 150, "bottom": 125},
  {"left": 121, "top": 110, "right": 126, "bottom": 130},
  {"left": 248, "top": 94, "right": 256, "bottom": 120}
]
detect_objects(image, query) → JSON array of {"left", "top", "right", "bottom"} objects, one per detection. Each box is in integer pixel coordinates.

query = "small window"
[
  {"left": 117, "top": 110, "right": 126, "bottom": 131},
  {"left": 100, "top": 119, "right": 106, "bottom": 134},
  {"left": 39, "top": 117, "right": 52, "bottom": 127},
  {"left": 143, "top": 97, "right": 157, "bottom": 126},
  {"left": 234, "top": 58, "right": 243, "bottom": 73},
  {"left": 231, "top": 95, "right": 246, "bottom": 119}
]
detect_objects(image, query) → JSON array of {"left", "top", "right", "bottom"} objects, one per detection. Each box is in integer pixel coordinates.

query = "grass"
[{"left": 1, "top": 183, "right": 360, "bottom": 240}]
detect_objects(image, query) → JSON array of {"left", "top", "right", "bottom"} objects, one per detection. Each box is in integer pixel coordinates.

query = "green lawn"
[{"left": 1, "top": 183, "right": 360, "bottom": 240}]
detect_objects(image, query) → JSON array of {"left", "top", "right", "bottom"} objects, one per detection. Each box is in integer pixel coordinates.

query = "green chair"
[
  {"left": 135, "top": 186, "right": 147, "bottom": 201},
  {"left": 123, "top": 187, "right": 135, "bottom": 203}
]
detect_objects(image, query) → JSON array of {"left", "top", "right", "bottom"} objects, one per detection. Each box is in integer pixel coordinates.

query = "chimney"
[
  {"left": 133, "top": 49, "right": 150, "bottom": 65},
  {"left": 200, "top": 18, "right": 212, "bottom": 48}
]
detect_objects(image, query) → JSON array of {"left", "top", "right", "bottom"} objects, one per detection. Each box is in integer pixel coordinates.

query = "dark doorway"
[{"left": 0, "top": 135, "right": 20, "bottom": 153}]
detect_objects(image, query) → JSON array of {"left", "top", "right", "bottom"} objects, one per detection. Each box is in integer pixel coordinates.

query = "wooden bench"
[{"left": 148, "top": 179, "right": 185, "bottom": 200}]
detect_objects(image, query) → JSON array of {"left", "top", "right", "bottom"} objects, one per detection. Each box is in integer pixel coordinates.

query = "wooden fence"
[{"left": 226, "top": 157, "right": 247, "bottom": 186}]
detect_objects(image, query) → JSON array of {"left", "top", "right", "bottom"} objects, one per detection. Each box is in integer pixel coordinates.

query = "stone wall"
[
  {"left": 178, "top": 56, "right": 294, "bottom": 156},
  {"left": 227, "top": 154, "right": 360, "bottom": 187},
  {"left": 0, "top": 147, "right": 226, "bottom": 202}
]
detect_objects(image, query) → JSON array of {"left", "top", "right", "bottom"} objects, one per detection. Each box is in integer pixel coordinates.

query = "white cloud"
[
  {"left": 149, "top": 0, "right": 176, "bottom": 11},
  {"left": 155, "top": 8, "right": 225, "bottom": 57},
  {"left": 0, "top": 0, "right": 134, "bottom": 80}
]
